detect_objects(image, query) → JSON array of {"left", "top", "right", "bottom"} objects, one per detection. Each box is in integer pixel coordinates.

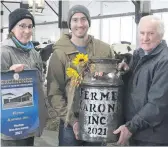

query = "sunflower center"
[{"left": 79, "top": 59, "right": 84, "bottom": 62}]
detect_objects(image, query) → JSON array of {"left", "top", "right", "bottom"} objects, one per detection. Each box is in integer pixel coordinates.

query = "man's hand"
[
  {"left": 73, "top": 121, "right": 79, "bottom": 140},
  {"left": 118, "top": 61, "right": 129, "bottom": 71},
  {"left": 113, "top": 125, "right": 132, "bottom": 145},
  {"left": 10, "top": 64, "right": 25, "bottom": 72}
]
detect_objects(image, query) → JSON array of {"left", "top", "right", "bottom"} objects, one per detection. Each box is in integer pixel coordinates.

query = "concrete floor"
[
  {"left": 34, "top": 130, "right": 58, "bottom": 146},
  {"left": 34, "top": 130, "right": 119, "bottom": 146}
]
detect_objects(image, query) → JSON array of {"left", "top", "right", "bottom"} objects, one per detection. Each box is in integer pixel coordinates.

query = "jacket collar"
[
  {"left": 2, "top": 38, "right": 17, "bottom": 48},
  {"left": 53, "top": 33, "right": 94, "bottom": 55},
  {"left": 135, "top": 40, "right": 167, "bottom": 57}
]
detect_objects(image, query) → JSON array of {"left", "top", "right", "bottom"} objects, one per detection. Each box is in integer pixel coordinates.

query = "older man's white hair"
[{"left": 138, "top": 15, "right": 165, "bottom": 38}]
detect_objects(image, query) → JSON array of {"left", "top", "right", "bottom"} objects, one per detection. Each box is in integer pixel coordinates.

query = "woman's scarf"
[{"left": 12, "top": 36, "right": 34, "bottom": 52}]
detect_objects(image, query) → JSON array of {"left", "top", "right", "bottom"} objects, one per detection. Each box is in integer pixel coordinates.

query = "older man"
[{"left": 114, "top": 15, "right": 168, "bottom": 146}]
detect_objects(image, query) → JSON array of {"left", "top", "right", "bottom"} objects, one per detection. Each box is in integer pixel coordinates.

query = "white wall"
[
  {"left": 1, "top": 0, "right": 168, "bottom": 46},
  {"left": 35, "top": 24, "right": 60, "bottom": 43},
  {"left": 89, "top": 12, "right": 168, "bottom": 46}
]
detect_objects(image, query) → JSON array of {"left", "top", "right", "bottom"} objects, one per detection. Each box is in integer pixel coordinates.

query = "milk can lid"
[{"left": 89, "top": 58, "right": 119, "bottom": 64}]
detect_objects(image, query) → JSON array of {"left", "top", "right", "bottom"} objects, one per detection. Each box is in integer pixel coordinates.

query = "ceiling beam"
[
  {"left": 45, "top": 0, "right": 58, "bottom": 16},
  {"left": 1, "top": 8, "right": 168, "bottom": 29},
  {"left": 1, "top": 1, "right": 11, "bottom": 13},
  {"left": 1, "top": 0, "right": 21, "bottom": 4}
]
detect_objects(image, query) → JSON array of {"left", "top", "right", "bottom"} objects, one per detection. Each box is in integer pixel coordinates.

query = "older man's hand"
[
  {"left": 113, "top": 125, "right": 132, "bottom": 145},
  {"left": 118, "top": 61, "right": 129, "bottom": 72}
]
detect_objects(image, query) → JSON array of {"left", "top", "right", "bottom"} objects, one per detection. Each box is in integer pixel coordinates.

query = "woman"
[{"left": 1, "top": 8, "right": 47, "bottom": 146}]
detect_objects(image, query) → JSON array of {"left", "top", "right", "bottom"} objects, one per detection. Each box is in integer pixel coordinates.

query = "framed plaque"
[{"left": 1, "top": 70, "right": 39, "bottom": 139}]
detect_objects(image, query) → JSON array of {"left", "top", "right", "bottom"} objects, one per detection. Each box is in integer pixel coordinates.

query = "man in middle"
[{"left": 47, "top": 5, "right": 114, "bottom": 146}]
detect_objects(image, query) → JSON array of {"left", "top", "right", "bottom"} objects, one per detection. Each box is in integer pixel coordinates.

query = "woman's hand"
[{"left": 9, "top": 64, "right": 25, "bottom": 72}]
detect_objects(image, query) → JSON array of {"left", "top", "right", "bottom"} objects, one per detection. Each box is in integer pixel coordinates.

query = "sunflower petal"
[{"left": 66, "top": 67, "right": 79, "bottom": 78}]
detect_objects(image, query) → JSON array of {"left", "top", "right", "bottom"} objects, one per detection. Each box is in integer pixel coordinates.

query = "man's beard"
[
  {"left": 78, "top": 35, "right": 85, "bottom": 38},
  {"left": 77, "top": 32, "right": 87, "bottom": 38}
]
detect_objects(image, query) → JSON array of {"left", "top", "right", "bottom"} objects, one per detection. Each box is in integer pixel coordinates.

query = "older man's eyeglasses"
[{"left": 17, "top": 23, "right": 33, "bottom": 30}]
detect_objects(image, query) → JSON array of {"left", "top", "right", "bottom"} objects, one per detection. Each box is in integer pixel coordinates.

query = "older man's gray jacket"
[
  {"left": 124, "top": 40, "right": 168, "bottom": 144},
  {"left": 1, "top": 38, "right": 47, "bottom": 140}
]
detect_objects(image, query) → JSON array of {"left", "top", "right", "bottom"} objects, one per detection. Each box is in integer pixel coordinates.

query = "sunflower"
[
  {"left": 66, "top": 67, "right": 79, "bottom": 78},
  {"left": 72, "top": 53, "right": 88, "bottom": 66}
]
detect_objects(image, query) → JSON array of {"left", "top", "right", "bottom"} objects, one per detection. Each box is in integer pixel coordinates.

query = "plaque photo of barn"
[{"left": 2, "top": 87, "right": 33, "bottom": 110}]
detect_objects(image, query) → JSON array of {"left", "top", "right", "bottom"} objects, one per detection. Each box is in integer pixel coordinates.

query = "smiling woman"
[
  {"left": 1, "top": 8, "right": 47, "bottom": 146},
  {"left": 11, "top": 20, "right": 33, "bottom": 44},
  {"left": 7, "top": 8, "right": 35, "bottom": 52}
]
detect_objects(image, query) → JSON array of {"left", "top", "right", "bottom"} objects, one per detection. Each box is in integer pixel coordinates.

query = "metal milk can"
[{"left": 78, "top": 58, "right": 124, "bottom": 143}]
